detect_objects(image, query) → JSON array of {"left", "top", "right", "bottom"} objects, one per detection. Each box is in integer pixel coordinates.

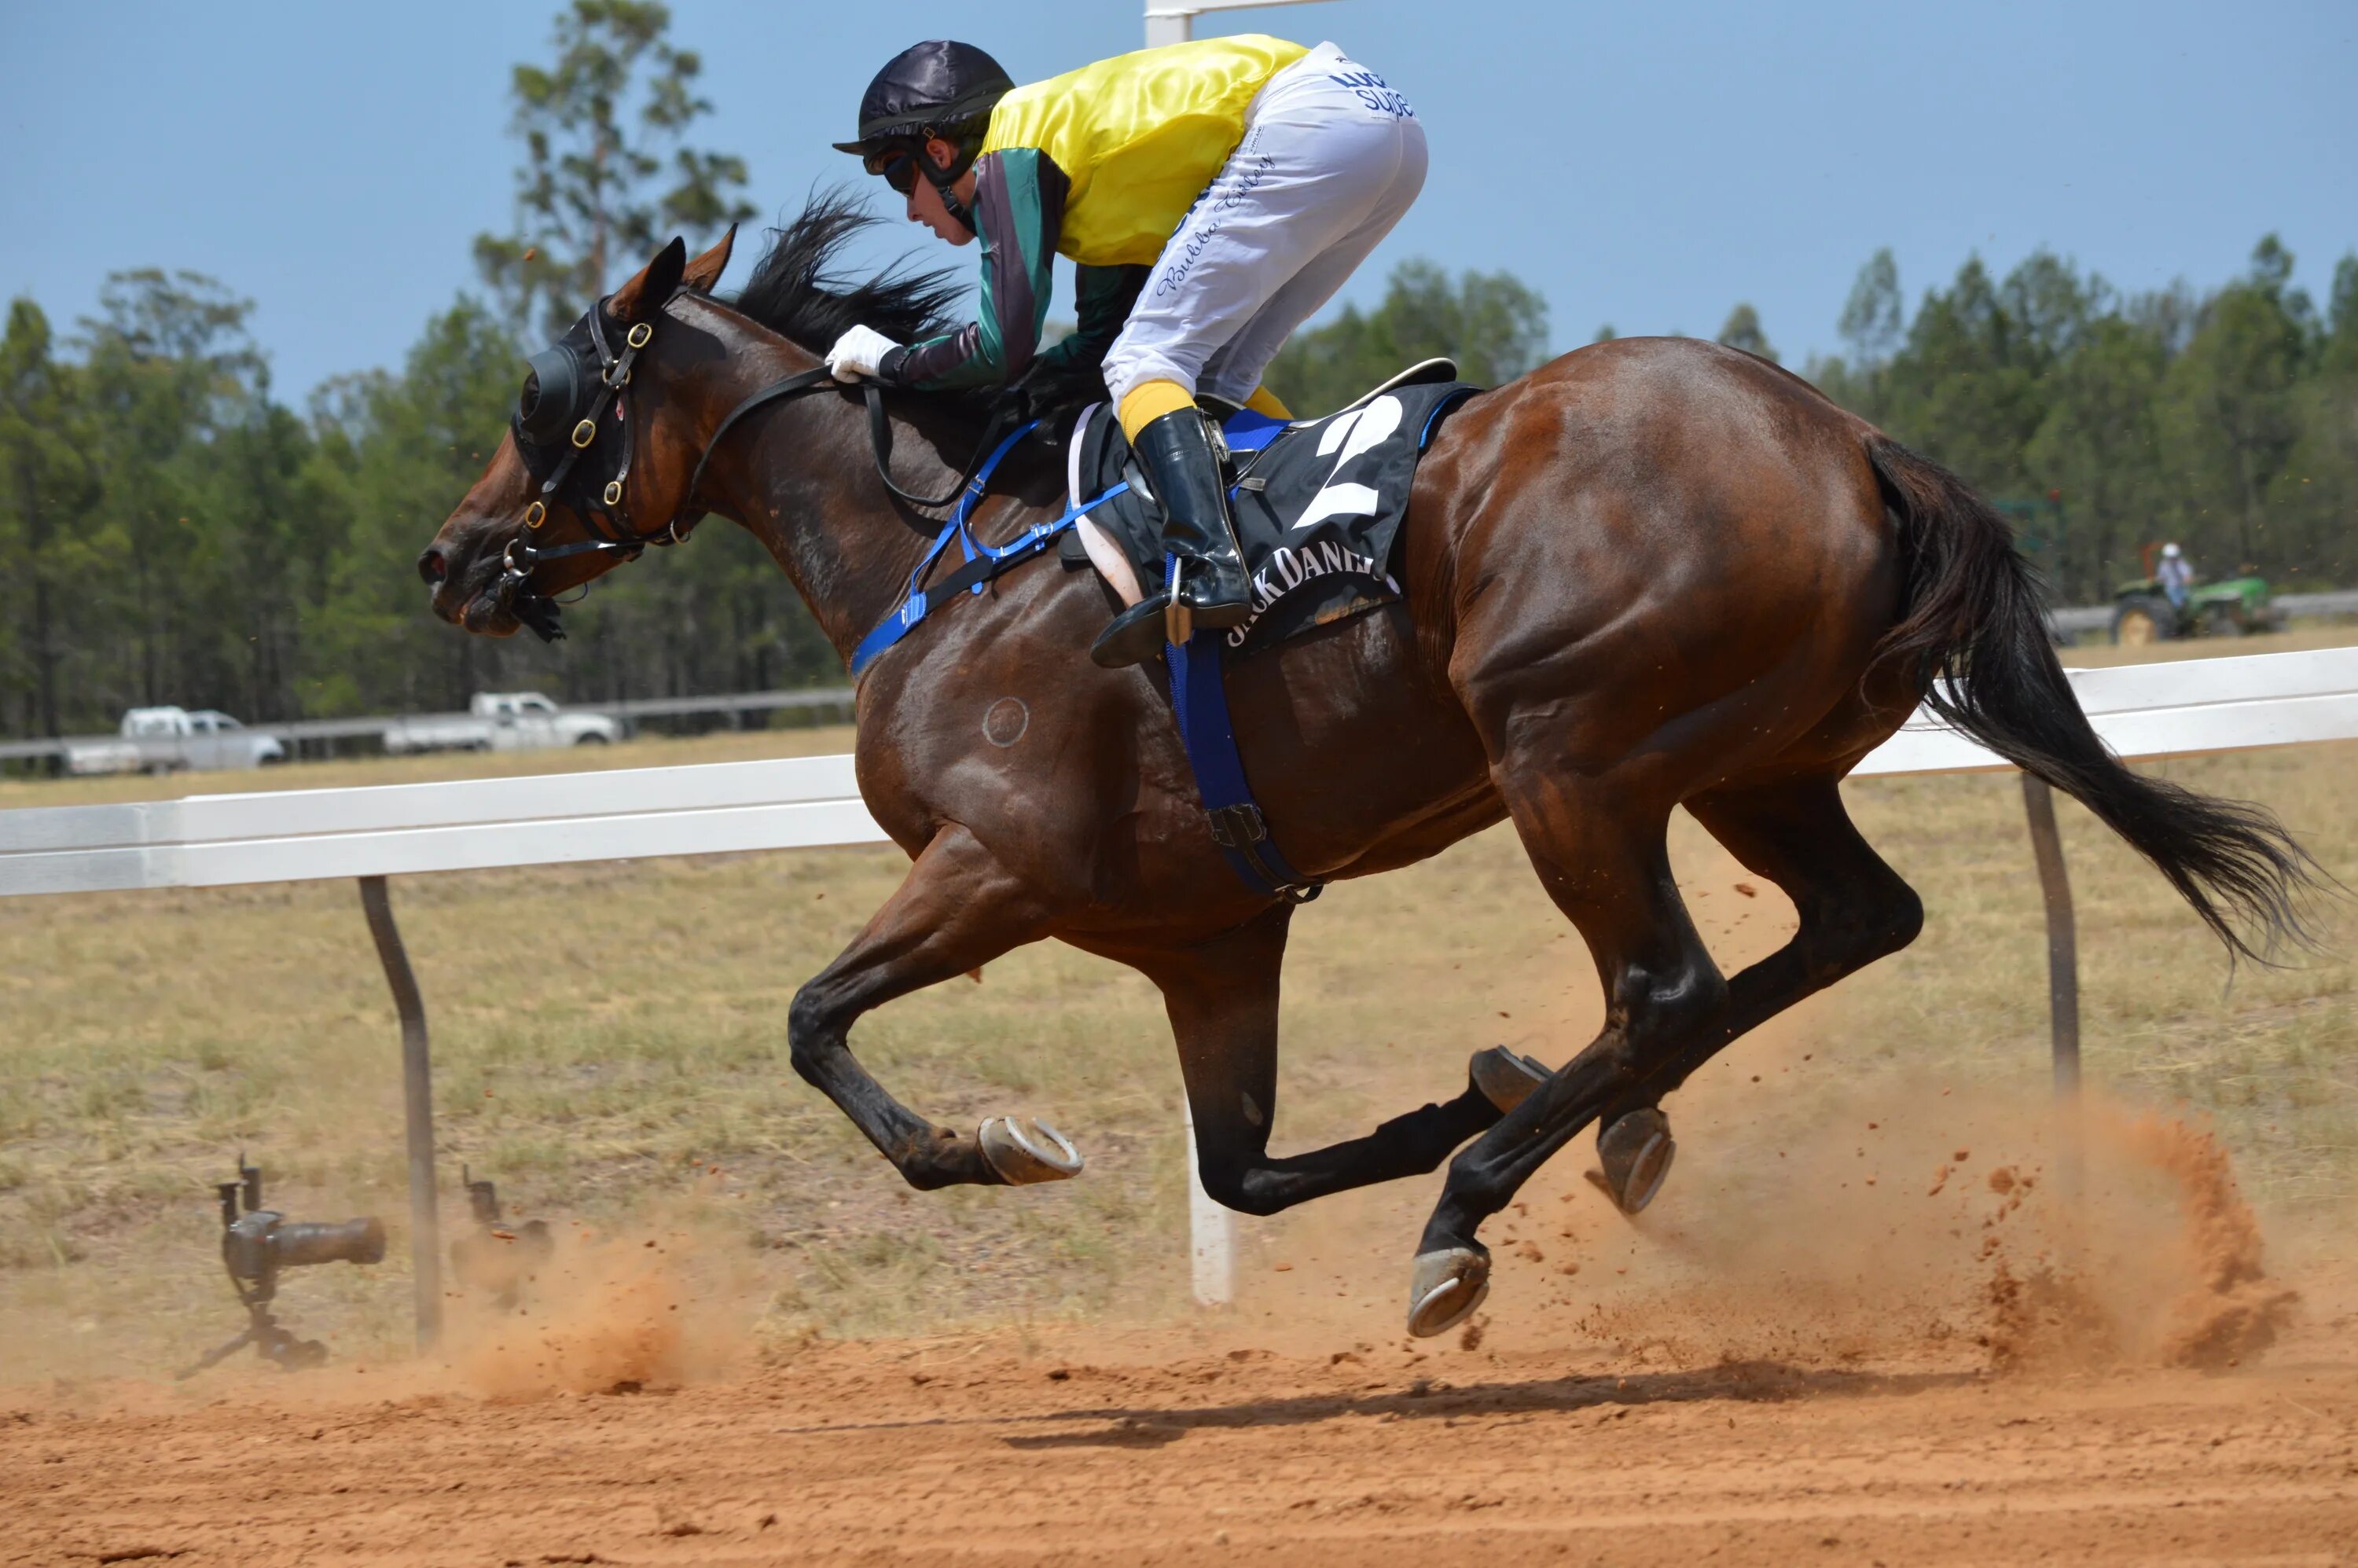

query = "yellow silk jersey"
[{"left": 980, "top": 34, "right": 1309, "bottom": 267}]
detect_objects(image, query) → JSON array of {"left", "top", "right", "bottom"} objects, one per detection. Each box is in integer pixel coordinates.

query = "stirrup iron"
[{"left": 1163, "top": 556, "right": 1194, "bottom": 645}]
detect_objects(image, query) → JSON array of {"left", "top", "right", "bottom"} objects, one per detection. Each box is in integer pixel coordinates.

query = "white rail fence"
[{"left": 4, "top": 646, "right": 2354, "bottom": 1329}]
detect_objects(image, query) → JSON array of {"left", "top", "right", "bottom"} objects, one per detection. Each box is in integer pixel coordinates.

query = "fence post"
[
  {"left": 2018, "top": 775, "right": 2085, "bottom": 1204},
  {"left": 1182, "top": 1099, "right": 1235, "bottom": 1306},
  {"left": 358, "top": 875, "right": 442, "bottom": 1350},
  {"left": 2018, "top": 776, "right": 2081, "bottom": 1098}
]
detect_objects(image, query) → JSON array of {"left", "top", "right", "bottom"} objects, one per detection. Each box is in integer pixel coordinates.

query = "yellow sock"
[
  {"left": 1118, "top": 378, "right": 1196, "bottom": 442},
  {"left": 1243, "top": 384, "right": 1292, "bottom": 420}
]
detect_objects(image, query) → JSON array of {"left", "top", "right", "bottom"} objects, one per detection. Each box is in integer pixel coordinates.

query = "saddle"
[{"left": 1057, "top": 359, "right": 1478, "bottom": 658}]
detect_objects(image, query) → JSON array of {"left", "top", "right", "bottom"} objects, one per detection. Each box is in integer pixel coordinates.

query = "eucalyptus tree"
[{"left": 475, "top": 0, "right": 758, "bottom": 338}]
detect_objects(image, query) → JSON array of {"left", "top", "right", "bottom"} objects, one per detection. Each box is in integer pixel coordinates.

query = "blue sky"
[{"left": 3, "top": 1, "right": 2352, "bottom": 399}]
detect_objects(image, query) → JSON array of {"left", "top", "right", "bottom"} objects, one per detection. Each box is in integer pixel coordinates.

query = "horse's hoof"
[
  {"left": 1405, "top": 1246, "right": 1491, "bottom": 1338},
  {"left": 1469, "top": 1045, "right": 1552, "bottom": 1113},
  {"left": 978, "top": 1117, "right": 1084, "bottom": 1184},
  {"left": 1585, "top": 1107, "right": 1675, "bottom": 1215}
]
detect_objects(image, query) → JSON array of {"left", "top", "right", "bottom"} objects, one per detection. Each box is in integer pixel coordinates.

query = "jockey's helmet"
[{"left": 832, "top": 40, "right": 1013, "bottom": 194}]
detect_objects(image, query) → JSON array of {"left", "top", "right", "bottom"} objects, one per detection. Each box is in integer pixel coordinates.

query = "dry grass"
[{"left": 2, "top": 629, "right": 2353, "bottom": 1381}]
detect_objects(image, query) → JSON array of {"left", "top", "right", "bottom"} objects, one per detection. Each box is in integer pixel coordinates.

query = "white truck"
[
  {"left": 380, "top": 692, "right": 623, "bottom": 755},
  {"left": 65, "top": 707, "right": 288, "bottom": 775}
]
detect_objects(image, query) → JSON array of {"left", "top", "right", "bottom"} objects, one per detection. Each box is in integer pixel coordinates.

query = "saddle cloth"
[{"left": 1060, "top": 370, "right": 1480, "bottom": 656}]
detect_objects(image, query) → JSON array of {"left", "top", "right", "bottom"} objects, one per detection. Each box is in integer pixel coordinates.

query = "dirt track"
[
  {"left": 8, "top": 1320, "right": 2357, "bottom": 1567},
  {"left": 10, "top": 1089, "right": 2356, "bottom": 1565}
]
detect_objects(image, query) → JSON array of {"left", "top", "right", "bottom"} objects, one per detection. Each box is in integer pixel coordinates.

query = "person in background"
[
  {"left": 824, "top": 35, "right": 1427, "bottom": 665},
  {"left": 2158, "top": 542, "right": 2194, "bottom": 611}
]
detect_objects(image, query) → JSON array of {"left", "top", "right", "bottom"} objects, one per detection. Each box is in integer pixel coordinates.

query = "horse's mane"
[
  {"left": 731, "top": 189, "right": 968, "bottom": 357},
  {"left": 727, "top": 187, "right": 1107, "bottom": 422}
]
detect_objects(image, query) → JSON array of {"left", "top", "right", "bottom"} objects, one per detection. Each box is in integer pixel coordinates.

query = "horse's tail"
[{"left": 1864, "top": 433, "right": 2319, "bottom": 962}]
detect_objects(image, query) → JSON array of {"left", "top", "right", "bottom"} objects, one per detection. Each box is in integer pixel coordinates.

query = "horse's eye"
[{"left": 518, "top": 371, "right": 542, "bottom": 421}]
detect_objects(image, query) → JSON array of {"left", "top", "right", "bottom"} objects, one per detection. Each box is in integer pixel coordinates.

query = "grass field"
[{"left": 2, "top": 628, "right": 2352, "bottom": 1382}]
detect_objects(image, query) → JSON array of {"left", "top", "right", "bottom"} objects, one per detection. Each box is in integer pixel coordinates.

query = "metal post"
[
  {"left": 1144, "top": 2, "right": 1335, "bottom": 50},
  {"left": 2018, "top": 776, "right": 2080, "bottom": 1098},
  {"left": 358, "top": 875, "right": 441, "bottom": 1350},
  {"left": 2019, "top": 775, "right": 2085, "bottom": 1208},
  {"left": 1182, "top": 1099, "right": 1235, "bottom": 1306}
]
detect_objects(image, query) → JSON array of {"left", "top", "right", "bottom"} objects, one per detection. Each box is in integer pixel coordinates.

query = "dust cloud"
[{"left": 446, "top": 1221, "right": 755, "bottom": 1397}]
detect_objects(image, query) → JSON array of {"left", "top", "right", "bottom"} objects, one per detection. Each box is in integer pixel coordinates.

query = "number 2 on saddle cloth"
[{"left": 851, "top": 380, "right": 1478, "bottom": 902}]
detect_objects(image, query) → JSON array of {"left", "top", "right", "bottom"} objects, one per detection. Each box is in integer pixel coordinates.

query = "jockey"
[{"left": 827, "top": 35, "right": 1427, "bottom": 666}]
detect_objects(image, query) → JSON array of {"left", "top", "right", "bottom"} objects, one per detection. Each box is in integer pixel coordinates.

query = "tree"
[
  {"left": 2024, "top": 318, "right": 2169, "bottom": 598},
  {"left": 314, "top": 298, "right": 534, "bottom": 714},
  {"left": 74, "top": 270, "right": 271, "bottom": 714},
  {"left": 0, "top": 300, "right": 97, "bottom": 739},
  {"left": 1838, "top": 249, "right": 1904, "bottom": 370},
  {"left": 2156, "top": 235, "right": 2316, "bottom": 572},
  {"left": 2270, "top": 252, "right": 2358, "bottom": 585},
  {"left": 1265, "top": 260, "right": 1548, "bottom": 414},
  {"left": 1809, "top": 248, "right": 1904, "bottom": 418},
  {"left": 1875, "top": 252, "right": 2093, "bottom": 500},
  {"left": 1716, "top": 303, "right": 1778, "bottom": 363},
  {"left": 2324, "top": 254, "right": 2358, "bottom": 379},
  {"left": 475, "top": 0, "right": 756, "bottom": 338}
]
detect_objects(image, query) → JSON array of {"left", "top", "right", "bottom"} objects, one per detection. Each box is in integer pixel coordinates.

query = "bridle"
[{"left": 495, "top": 288, "right": 1025, "bottom": 641}]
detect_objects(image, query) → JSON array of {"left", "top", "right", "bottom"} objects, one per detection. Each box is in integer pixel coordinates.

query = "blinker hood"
[{"left": 518, "top": 345, "right": 586, "bottom": 446}]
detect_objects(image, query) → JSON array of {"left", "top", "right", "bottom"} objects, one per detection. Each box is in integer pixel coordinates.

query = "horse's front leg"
[
  {"left": 788, "top": 822, "right": 1077, "bottom": 1190},
  {"left": 1139, "top": 906, "right": 1509, "bottom": 1217}
]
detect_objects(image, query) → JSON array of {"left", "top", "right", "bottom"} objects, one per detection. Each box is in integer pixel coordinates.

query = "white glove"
[{"left": 825, "top": 325, "right": 902, "bottom": 382}]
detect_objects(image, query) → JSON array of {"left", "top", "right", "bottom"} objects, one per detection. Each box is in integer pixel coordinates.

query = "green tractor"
[{"left": 2109, "top": 546, "right": 2283, "bottom": 646}]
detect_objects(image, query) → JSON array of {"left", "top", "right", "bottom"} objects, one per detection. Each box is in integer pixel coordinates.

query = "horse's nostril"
[{"left": 418, "top": 547, "right": 448, "bottom": 586}]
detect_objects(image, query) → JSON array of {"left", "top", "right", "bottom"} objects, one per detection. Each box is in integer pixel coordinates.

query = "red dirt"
[
  {"left": 11, "top": 924, "right": 2349, "bottom": 1568},
  {"left": 7, "top": 1321, "right": 2357, "bottom": 1566},
  {"left": 13, "top": 1076, "right": 2351, "bottom": 1564}
]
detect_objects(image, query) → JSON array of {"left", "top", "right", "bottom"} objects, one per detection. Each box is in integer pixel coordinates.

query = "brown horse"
[{"left": 421, "top": 205, "right": 2313, "bottom": 1337}]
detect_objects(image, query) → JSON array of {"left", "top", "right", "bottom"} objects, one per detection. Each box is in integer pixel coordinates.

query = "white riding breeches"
[{"left": 1099, "top": 42, "right": 1428, "bottom": 409}]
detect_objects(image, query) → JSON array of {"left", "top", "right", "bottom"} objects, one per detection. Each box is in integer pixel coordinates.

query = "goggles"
[{"left": 864, "top": 145, "right": 923, "bottom": 196}]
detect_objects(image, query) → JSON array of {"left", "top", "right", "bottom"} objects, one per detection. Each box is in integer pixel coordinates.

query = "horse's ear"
[
  {"left": 682, "top": 225, "right": 736, "bottom": 295},
  {"left": 611, "top": 237, "right": 689, "bottom": 322}
]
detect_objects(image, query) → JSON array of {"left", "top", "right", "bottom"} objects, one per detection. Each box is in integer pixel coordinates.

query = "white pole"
[
  {"left": 1144, "top": 1, "right": 1335, "bottom": 50},
  {"left": 1182, "top": 1098, "right": 1236, "bottom": 1307},
  {"left": 1144, "top": 9, "right": 1192, "bottom": 46},
  {"left": 1143, "top": 0, "right": 1335, "bottom": 1311}
]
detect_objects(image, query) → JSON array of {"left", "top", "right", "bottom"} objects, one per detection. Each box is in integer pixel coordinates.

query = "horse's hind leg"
[
  {"left": 788, "top": 823, "right": 1081, "bottom": 1191},
  {"left": 1407, "top": 772, "right": 1922, "bottom": 1335},
  {"left": 1407, "top": 770, "right": 1728, "bottom": 1334},
  {"left": 1135, "top": 905, "right": 1509, "bottom": 1217},
  {"left": 1581, "top": 771, "right": 1930, "bottom": 1210},
  {"left": 1599, "top": 774, "right": 1924, "bottom": 1122}
]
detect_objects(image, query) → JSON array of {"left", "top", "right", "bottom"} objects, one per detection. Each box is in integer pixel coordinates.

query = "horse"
[{"left": 420, "top": 200, "right": 2315, "bottom": 1337}]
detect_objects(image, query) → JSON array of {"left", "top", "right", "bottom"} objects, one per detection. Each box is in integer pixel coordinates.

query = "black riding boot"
[{"left": 1090, "top": 408, "right": 1251, "bottom": 669}]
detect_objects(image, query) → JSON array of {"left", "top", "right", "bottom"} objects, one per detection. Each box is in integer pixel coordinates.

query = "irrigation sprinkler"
[
  {"left": 450, "top": 1164, "right": 556, "bottom": 1309},
  {"left": 178, "top": 1156, "right": 386, "bottom": 1379}
]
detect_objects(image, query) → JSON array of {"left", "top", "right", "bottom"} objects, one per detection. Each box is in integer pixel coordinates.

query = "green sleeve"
[
  {"left": 884, "top": 148, "right": 1067, "bottom": 391},
  {"left": 1036, "top": 264, "right": 1148, "bottom": 378}
]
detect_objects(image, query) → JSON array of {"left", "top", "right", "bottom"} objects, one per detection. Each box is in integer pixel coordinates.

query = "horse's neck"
[{"left": 689, "top": 327, "right": 992, "bottom": 666}]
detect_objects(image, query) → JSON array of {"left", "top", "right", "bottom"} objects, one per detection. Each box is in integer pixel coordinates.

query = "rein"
[{"left": 500, "top": 292, "right": 1028, "bottom": 633}]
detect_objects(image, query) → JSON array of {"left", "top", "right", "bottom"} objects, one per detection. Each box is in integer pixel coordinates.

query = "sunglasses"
[{"left": 865, "top": 147, "right": 921, "bottom": 196}]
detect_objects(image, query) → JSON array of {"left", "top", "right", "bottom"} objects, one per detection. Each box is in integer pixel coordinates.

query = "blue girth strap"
[
  {"left": 1164, "top": 629, "right": 1323, "bottom": 904},
  {"left": 1158, "top": 401, "right": 1323, "bottom": 902}
]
